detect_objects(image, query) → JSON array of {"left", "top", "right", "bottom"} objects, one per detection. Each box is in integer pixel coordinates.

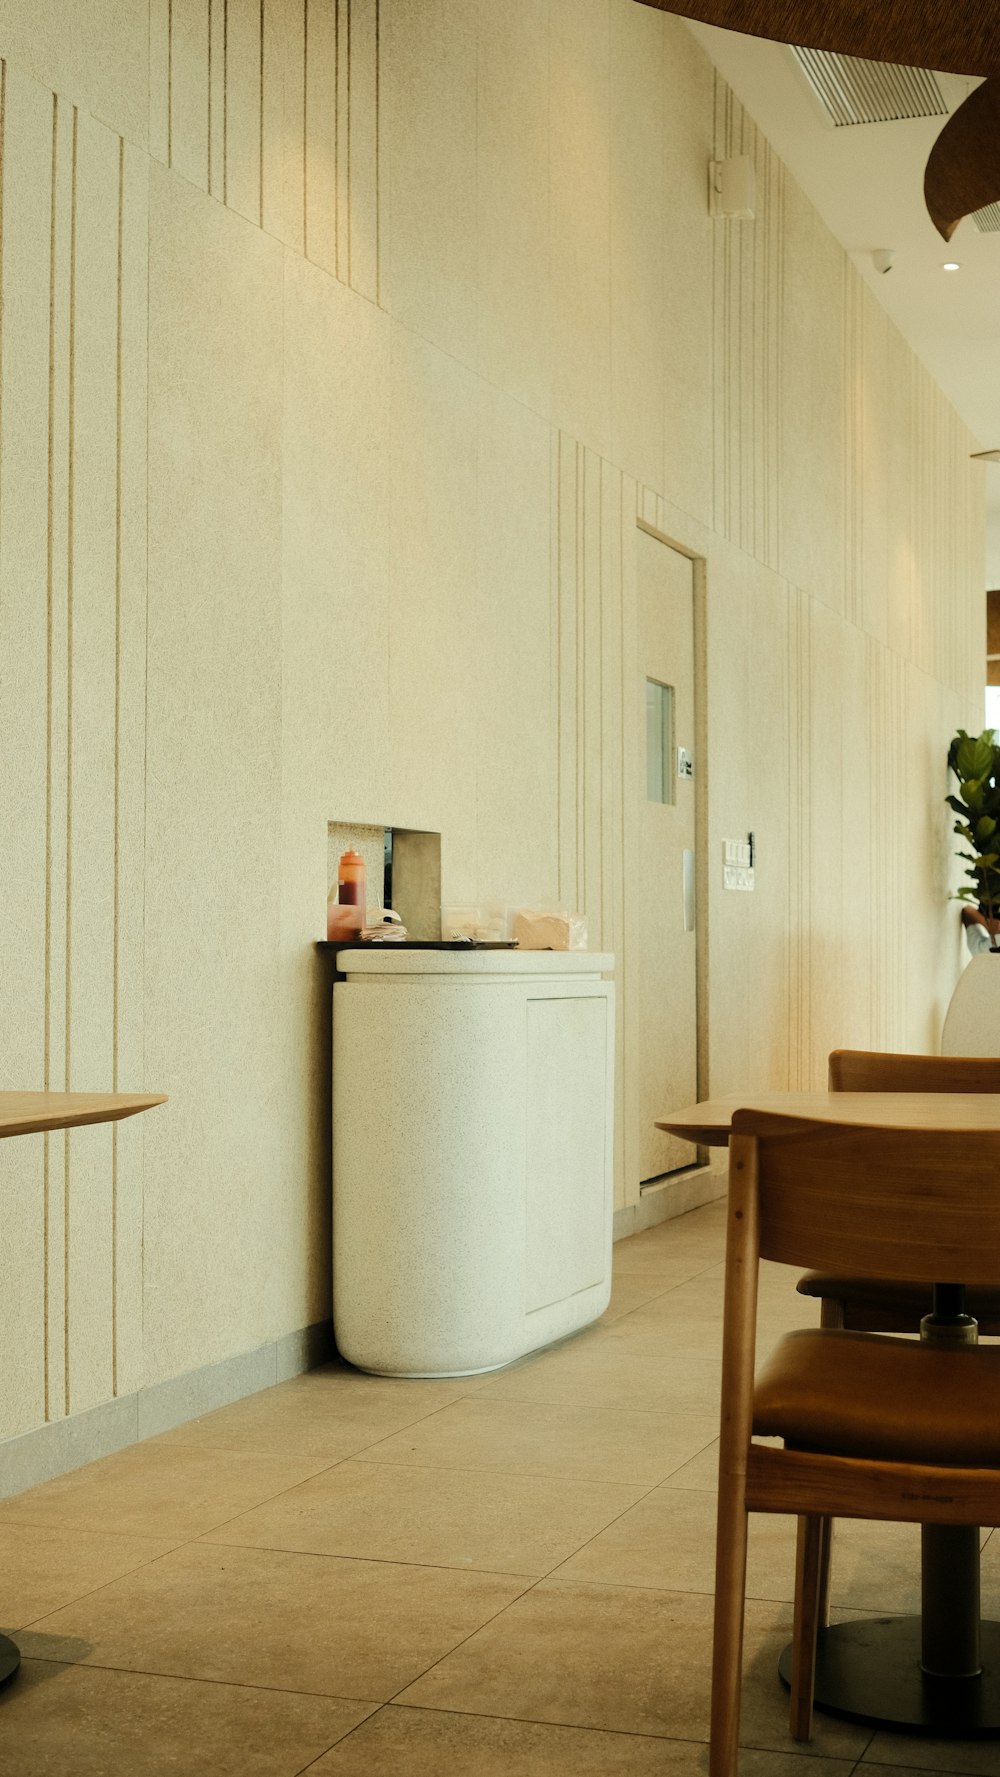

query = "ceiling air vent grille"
[
  {"left": 790, "top": 47, "right": 949, "bottom": 127},
  {"left": 972, "top": 202, "right": 1000, "bottom": 233}
]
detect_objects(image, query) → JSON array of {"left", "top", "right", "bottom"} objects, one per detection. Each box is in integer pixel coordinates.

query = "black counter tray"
[{"left": 316, "top": 939, "right": 518, "bottom": 950}]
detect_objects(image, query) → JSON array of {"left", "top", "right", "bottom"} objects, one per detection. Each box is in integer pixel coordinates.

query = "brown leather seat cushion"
[
  {"left": 796, "top": 1274, "right": 1000, "bottom": 1333},
  {"left": 754, "top": 1329, "right": 1000, "bottom": 1467}
]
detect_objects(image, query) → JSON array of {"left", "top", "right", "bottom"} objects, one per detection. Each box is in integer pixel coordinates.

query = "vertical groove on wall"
[
  {"left": 895, "top": 653, "right": 908, "bottom": 1044},
  {"left": 333, "top": 0, "right": 341, "bottom": 279},
  {"left": 867, "top": 637, "right": 883, "bottom": 1045},
  {"left": 111, "top": 137, "right": 125, "bottom": 1397},
  {"left": 374, "top": 0, "right": 380, "bottom": 304},
  {"left": 617, "top": 481, "right": 635, "bottom": 1207},
  {"left": 302, "top": 0, "right": 310, "bottom": 257},
  {"left": 63, "top": 104, "right": 79, "bottom": 1418},
  {"left": 788, "top": 593, "right": 812, "bottom": 1087},
  {"left": 43, "top": 91, "right": 58, "bottom": 1423},
  {"left": 222, "top": 0, "right": 229, "bottom": 205},
  {"left": 554, "top": 431, "right": 562, "bottom": 899},
  {"left": 785, "top": 595, "right": 796, "bottom": 1083},
  {"left": 576, "top": 442, "right": 586, "bottom": 913},
  {"left": 258, "top": 0, "right": 266, "bottom": 228},
  {"left": 345, "top": 0, "right": 352, "bottom": 286},
  {"left": 802, "top": 601, "right": 813, "bottom": 1083},
  {"left": 346, "top": 0, "right": 353, "bottom": 284},
  {"left": 740, "top": 106, "right": 753, "bottom": 555},
  {"left": 167, "top": 0, "right": 174, "bottom": 167},
  {"left": 710, "top": 73, "right": 720, "bottom": 535},
  {"left": 597, "top": 458, "right": 604, "bottom": 941},
  {"left": 723, "top": 91, "right": 735, "bottom": 540},
  {"left": 844, "top": 264, "right": 862, "bottom": 630},
  {"left": 772, "top": 154, "right": 784, "bottom": 573},
  {"left": 0, "top": 65, "right": 4, "bottom": 555},
  {"left": 768, "top": 142, "right": 782, "bottom": 570},
  {"left": 206, "top": 0, "right": 213, "bottom": 193}
]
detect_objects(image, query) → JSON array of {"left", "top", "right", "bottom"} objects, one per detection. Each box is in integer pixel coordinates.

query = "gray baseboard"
[
  {"left": 0, "top": 1319, "right": 335, "bottom": 1501},
  {"left": 613, "top": 1164, "right": 724, "bottom": 1242}
]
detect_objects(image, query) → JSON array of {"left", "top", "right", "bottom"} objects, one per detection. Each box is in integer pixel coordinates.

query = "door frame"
[{"left": 625, "top": 517, "right": 709, "bottom": 1206}]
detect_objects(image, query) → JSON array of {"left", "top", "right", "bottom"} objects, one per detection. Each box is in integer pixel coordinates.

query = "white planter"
[
  {"left": 331, "top": 948, "right": 615, "bottom": 1377},
  {"left": 942, "top": 952, "right": 1000, "bottom": 1056}
]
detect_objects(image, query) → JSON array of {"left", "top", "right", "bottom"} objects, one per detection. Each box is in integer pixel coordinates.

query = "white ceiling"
[{"left": 686, "top": 21, "right": 1000, "bottom": 585}]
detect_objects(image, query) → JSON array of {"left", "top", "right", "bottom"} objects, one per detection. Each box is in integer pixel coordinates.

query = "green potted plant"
[{"left": 947, "top": 728, "right": 1000, "bottom": 951}]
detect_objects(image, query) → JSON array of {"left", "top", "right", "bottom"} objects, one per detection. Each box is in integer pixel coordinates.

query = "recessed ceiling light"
[{"left": 943, "top": 261, "right": 961, "bottom": 270}]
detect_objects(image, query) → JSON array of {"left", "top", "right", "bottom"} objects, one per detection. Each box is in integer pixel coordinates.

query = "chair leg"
[
  {"left": 817, "top": 1516, "right": 833, "bottom": 1629},
  {"left": 790, "top": 1513, "right": 829, "bottom": 1742},
  {"left": 710, "top": 1487, "right": 750, "bottom": 1777}
]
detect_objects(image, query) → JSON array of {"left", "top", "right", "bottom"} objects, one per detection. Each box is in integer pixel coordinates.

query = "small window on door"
[{"left": 646, "top": 679, "right": 675, "bottom": 804}]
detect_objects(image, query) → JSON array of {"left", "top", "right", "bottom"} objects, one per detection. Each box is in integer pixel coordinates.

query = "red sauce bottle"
[{"left": 336, "top": 849, "right": 366, "bottom": 931}]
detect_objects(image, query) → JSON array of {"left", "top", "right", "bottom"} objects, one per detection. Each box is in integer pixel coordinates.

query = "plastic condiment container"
[{"left": 331, "top": 849, "right": 366, "bottom": 938}]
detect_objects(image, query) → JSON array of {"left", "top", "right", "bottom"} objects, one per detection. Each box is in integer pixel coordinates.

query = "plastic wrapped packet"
[
  {"left": 513, "top": 909, "right": 588, "bottom": 951},
  {"left": 441, "top": 905, "right": 510, "bottom": 942}
]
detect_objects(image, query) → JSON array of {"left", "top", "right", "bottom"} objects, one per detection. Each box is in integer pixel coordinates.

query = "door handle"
[{"left": 682, "top": 850, "right": 695, "bottom": 932}]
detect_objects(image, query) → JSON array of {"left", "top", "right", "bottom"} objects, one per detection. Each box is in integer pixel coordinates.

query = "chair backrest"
[
  {"left": 828, "top": 1049, "right": 1000, "bottom": 1093},
  {"left": 730, "top": 1110, "right": 1000, "bottom": 1285}
]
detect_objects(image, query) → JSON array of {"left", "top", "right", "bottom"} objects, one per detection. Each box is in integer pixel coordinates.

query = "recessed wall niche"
[{"left": 327, "top": 822, "right": 442, "bottom": 939}]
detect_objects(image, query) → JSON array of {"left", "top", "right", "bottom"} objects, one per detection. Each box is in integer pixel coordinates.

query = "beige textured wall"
[{"left": 0, "top": 1, "right": 983, "bottom": 1442}]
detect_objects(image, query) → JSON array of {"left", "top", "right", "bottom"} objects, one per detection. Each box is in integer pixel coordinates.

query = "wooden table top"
[
  {"left": 0, "top": 1092, "right": 166, "bottom": 1140},
  {"left": 656, "top": 1090, "right": 1000, "bottom": 1146}
]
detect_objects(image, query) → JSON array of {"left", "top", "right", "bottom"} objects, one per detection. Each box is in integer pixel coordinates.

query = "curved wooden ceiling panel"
[
  {"left": 635, "top": 1, "right": 1000, "bottom": 79},
  {"left": 925, "top": 78, "right": 1000, "bottom": 238}
]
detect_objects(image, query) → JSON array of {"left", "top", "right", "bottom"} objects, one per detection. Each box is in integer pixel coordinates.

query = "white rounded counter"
[
  {"left": 942, "top": 951, "right": 1000, "bottom": 1056},
  {"left": 332, "top": 948, "right": 615, "bottom": 1377}
]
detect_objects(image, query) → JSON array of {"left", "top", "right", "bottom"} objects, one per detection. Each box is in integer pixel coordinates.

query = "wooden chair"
[
  {"left": 712, "top": 1110, "right": 1000, "bottom": 1777},
  {"left": 795, "top": 1050, "right": 1000, "bottom": 1333}
]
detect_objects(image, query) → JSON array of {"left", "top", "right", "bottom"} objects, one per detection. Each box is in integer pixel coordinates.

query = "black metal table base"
[
  {"left": 779, "top": 1618, "right": 1000, "bottom": 1736},
  {"left": 0, "top": 1635, "right": 19, "bottom": 1689}
]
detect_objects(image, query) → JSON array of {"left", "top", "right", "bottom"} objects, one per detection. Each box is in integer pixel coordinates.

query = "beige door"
[{"left": 636, "top": 528, "right": 698, "bottom": 1183}]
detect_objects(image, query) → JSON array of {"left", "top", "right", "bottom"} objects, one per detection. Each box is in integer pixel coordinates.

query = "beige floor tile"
[
  {"left": 0, "top": 1659, "right": 375, "bottom": 1776},
  {"left": 396, "top": 1578, "right": 869, "bottom": 1757},
  {"left": 553, "top": 1485, "right": 934, "bottom": 1615},
  {"left": 607, "top": 1244, "right": 722, "bottom": 1283},
  {"left": 658, "top": 1437, "right": 788, "bottom": 1496},
  {"left": 611, "top": 1274, "right": 728, "bottom": 1325},
  {"left": 589, "top": 1309, "right": 726, "bottom": 1367},
  {"left": 0, "top": 1523, "right": 178, "bottom": 1626},
  {"left": 971, "top": 1526, "right": 1000, "bottom": 1614},
  {"left": 309, "top": 1702, "right": 858, "bottom": 1775},
  {"left": 356, "top": 1396, "right": 718, "bottom": 1486},
  {"left": 554, "top": 1486, "right": 797, "bottom": 1599},
  {"left": 611, "top": 1205, "right": 729, "bottom": 1278},
  {"left": 618, "top": 1271, "right": 809, "bottom": 1348},
  {"left": 0, "top": 1442, "right": 332, "bottom": 1541},
  {"left": 600, "top": 1274, "right": 683, "bottom": 1322},
  {"left": 150, "top": 1369, "right": 464, "bottom": 1462},
  {"left": 204, "top": 1459, "right": 647, "bottom": 1575},
  {"left": 861, "top": 1739, "right": 1000, "bottom": 1774},
  {"left": 660, "top": 1439, "right": 722, "bottom": 1491},
  {"left": 22, "top": 1541, "right": 531, "bottom": 1699},
  {"left": 265, "top": 1362, "right": 471, "bottom": 1410},
  {"left": 477, "top": 1329, "right": 721, "bottom": 1414}
]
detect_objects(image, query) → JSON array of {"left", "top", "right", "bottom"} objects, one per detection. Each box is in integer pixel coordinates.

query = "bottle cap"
[{"left": 339, "top": 849, "right": 365, "bottom": 868}]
